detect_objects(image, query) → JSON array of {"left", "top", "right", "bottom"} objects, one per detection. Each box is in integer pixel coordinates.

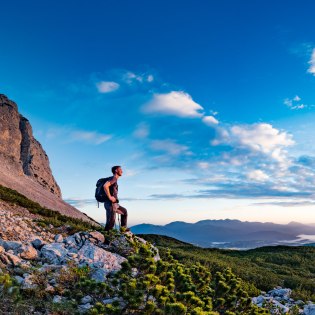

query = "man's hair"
[{"left": 111, "top": 165, "right": 121, "bottom": 174}]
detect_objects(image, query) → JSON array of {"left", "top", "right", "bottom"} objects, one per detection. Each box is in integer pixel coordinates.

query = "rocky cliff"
[
  {"left": 0, "top": 94, "right": 61, "bottom": 197},
  {"left": 0, "top": 94, "right": 92, "bottom": 222}
]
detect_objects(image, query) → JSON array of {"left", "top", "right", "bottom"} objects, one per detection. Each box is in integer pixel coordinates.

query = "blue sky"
[{"left": 2, "top": 0, "right": 315, "bottom": 225}]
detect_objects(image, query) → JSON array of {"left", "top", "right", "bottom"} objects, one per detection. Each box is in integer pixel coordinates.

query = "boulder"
[
  {"left": 20, "top": 245, "right": 38, "bottom": 260},
  {"left": 3, "top": 241, "right": 23, "bottom": 252},
  {"left": 41, "top": 243, "right": 68, "bottom": 264},
  {"left": 88, "top": 231, "right": 105, "bottom": 243},
  {"left": 77, "top": 242, "right": 126, "bottom": 272},
  {"left": 268, "top": 288, "right": 292, "bottom": 299},
  {"left": 5, "top": 252, "right": 22, "bottom": 266},
  {"left": 54, "top": 234, "right": 63, "bottom": 243},
  {"left": 31, "top": 239, "right": 44, "bottom": 250}
]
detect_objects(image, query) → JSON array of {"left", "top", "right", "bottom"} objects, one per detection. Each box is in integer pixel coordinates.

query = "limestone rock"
[
  {"left": 20, "top": 245, "right": 38, "bottom": 260},
  {"left": 41, "top": 243, "right": 68, "bottom": 264},
  {"left": 91, "top": 268, "right": 107, "bottom": 282},
  {"left": 0, "top": 94, "right": 97, "bottom": 224},
  {"left": 5, "top": 252, "right": 22, "bottom": 266},
  {"left": 54, "top": 234, "right": 63, "bottom": 243},
  {"left": 0, "top": 94, "right": 61, "bottom": 197},
  {"left": 81, "top": 295, "right": 93, "bottom": 304},
  {"left": 88, "top": 231, "right": 105, "bottom": 244},
  {"left": 32, "top": 239, "right": 44, "bottom": 250},
  {"left": 77, "top": 242, "right": 126, "bottom": 272},
  {"left": 2, "top": 240, "right": 23, "bottom": 252}
]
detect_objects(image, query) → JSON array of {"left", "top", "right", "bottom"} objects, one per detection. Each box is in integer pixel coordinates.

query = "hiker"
[{"left": 103, "top": 165, "right": 129, "bottom": 232}]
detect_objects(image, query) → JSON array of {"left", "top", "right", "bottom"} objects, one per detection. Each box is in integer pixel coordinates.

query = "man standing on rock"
[{"left": 103, "top": 166, "right": 129, "bottom": 232}]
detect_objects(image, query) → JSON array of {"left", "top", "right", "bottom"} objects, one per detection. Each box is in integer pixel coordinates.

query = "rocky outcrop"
[
  {"left": 252, "top": 287, "right": 315, "bottom": 314},
  {"left": 0, "top": 94, "right": 61, "bottom": 197},
  {"left": 0, "top": 94, "right": 93, "bottom": 222},
  {"left": 0, "top": 207, "right": 160, "bottom": 314}
]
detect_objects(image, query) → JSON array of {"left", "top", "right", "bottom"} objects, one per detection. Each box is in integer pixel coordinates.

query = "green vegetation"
[
  {"left": 0, "top": 233, "right": 270, "bottom": 314},
  {"left": 88, "top": 239, "right": 268, "bottom": 314},
  {"left": 139, "top": 234, "right": 315, "bottom": 301},
  {"left": 0, "top": 184, "right": 101, "bottom": 233}
]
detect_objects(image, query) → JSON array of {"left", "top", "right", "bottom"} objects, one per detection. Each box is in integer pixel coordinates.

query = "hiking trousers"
[{"left": 104, "top": 201, "right": 128, "bottom": 231}]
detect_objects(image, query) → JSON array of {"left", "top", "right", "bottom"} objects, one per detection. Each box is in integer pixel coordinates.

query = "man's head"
[{"left": 112, "top": 165, "right": 123, "bottom": 176}]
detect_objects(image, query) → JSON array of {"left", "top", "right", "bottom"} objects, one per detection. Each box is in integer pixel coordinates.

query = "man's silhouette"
[{"left": 103, "top": 165, "right": 129, "bottom": 231}]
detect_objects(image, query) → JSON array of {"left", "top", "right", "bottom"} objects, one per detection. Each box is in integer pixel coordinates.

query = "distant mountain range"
[{"left": 131, "top": 219, "right": 315, "bottom": 249}]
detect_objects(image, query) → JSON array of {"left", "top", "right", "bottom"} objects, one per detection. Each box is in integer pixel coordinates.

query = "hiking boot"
[{"left": 120, "top": 227, "right": 131, "bottom": 233}]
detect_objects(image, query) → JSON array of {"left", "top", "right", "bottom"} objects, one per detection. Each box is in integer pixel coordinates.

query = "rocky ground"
[
  {"left": 1, "top": 205, "right": 315, "bottom": 314},
  {"left": 0, "top": 206, "right": 159, "bottom": 314},
  {"left": 252, "top": 287, "right": 315, "bottom": 314}
]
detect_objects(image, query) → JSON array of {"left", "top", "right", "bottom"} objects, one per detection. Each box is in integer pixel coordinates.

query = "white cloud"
[
  {"left": 230, "top": 123, "right": 294, "bottom": 155},
  {"left": 147, "top": 74, "right": 154, "bottom": 82},
  {"left": 247, "top": 170, "right": 269, "bottom": 182},
  {"left": 143, "top": 91, "right": 204, "bottom": 118},
  {"left": 96, "top": 81, "right": 120, "bottom": 93},
  {"left": 133, "top": 123, "right": 150, "bottom": 138},
  {"left": 150, "top": 139, "right": 190, "bottom": 156},
  {"left": 123, "top": 71, "right": 154, "bottom": 84},
  {"left": 307, "top": 48, "right": 315, "bottom": 75},
  {"left": 202, "top": 115, "right": 219, "bottom": 126},
  {"left": 70, "top": 130, "right": 112, "bottom": 145},
  {"left": 293, "top": 95, "right": 301, "bottom": 101},
  {"left": 46, "top": 126, "right": 112, "bottom": 145},
  {"left": 284, "top": 95, "right": 309, "bottom": 110}
]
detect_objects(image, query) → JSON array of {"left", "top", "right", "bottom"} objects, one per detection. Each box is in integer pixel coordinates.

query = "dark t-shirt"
[{"left": 110, "top": 176, "right": 118, "bottom": 200}]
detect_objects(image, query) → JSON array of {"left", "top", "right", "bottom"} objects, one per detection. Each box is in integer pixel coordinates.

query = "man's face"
[{"left": 116, "top": 167, "right": 123, "bottom": 176}]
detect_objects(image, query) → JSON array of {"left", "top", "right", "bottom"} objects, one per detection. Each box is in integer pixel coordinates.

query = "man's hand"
[{"left": 110, "top": 196, "right": 117, "bottom": 203}]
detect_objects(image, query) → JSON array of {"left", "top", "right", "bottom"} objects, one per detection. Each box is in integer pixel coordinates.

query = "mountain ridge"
[{"left": 131, "top": 219, "right": 315, "bottom": 249}]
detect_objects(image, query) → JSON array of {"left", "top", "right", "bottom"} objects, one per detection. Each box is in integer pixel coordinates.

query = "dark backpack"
[{"left": 95, "top": 177, "right": 112, "bottom": 203}]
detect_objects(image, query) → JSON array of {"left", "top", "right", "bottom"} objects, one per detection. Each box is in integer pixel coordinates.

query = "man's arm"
[{"left": 104, "top": 178, "right": 116, "bottom": 203}]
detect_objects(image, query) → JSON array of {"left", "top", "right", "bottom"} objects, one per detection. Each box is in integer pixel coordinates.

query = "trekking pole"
[{"left": 114, "top": 215, "right": 117, "bottom": 230}]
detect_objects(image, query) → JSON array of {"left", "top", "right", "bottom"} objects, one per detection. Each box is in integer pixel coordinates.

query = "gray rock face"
[
  {"left": 0, "top": 94, "right": 61, "bottom": 197},
  {"left": 0, "top": 94, "right": 97, "bottom": 224}
]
